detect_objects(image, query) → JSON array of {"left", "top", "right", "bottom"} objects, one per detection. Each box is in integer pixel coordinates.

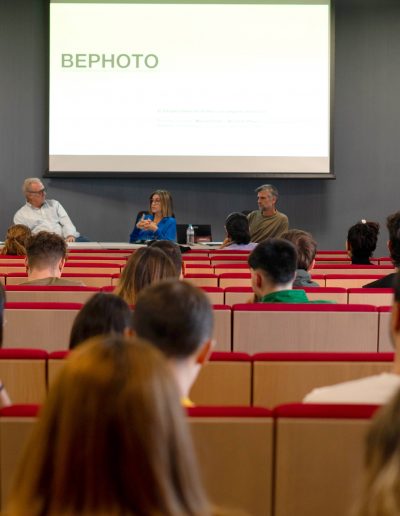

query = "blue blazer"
[{"left": 129, "top": 215, "right": 177, "bottom": 242}]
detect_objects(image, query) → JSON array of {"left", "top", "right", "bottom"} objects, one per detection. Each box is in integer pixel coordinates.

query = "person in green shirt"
[{"left": 248, "top": 238, "right": 331, "bottom": 304}]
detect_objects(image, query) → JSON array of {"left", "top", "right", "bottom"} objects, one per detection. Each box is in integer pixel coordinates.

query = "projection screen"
[{"left": 48, "top": 0, "right": 333, "bottom": 178}]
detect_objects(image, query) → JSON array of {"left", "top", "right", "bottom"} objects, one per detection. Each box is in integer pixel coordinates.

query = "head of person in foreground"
[
  {"left": 115, "top": 246, "right": 178, "bottom": 305},
  {"left": 248, "top": 238, "right": 297, "bottom": 299},
  {"left": 223, "top": 212, "right": 252, "bottom": 246},
  {"left": 133, "top": 280, "right": 214, "bottom": 400},
  {"left": 25, "top": 231, "right": 67, "bottom": 278},
  {"left": 7, "top": 335, "right": 210, "bottom": 515},
  {"left": 281, "top": 229, "right": 317, "bottom": 272},
  {"left": 69, "top": 292, "right": 134, "bottom": 349}
]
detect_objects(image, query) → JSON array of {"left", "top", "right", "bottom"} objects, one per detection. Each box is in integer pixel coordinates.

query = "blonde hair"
[
  {"left": 115, "top": 247, "right": 178, "bottom": 305},
  {"left": 354, "top": 388, "right": 400, "bottom": 516},
  {"left": 149, "top": 190, "right": 174, "bottom": 218},
  {"left": 1, "top": 224, "right": 32, "bottom": 255},
  {"left": 7, "top": 335, "right": 210, "bottom": 515}
]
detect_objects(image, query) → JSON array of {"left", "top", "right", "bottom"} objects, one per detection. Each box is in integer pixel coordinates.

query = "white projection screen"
[{"left": 49, "top": 0, "right": 333, "bottom": 178}]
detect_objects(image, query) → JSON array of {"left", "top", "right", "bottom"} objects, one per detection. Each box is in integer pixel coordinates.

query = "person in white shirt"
[
  {"left": 13, "top": 178, "right": 80, "bottom": 242},
  {"left": 304, "top": 270, "right": 400, "bottom": 405}
]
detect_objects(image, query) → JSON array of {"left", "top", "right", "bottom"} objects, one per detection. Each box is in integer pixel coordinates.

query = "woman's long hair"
[
  {"left": 7, "top": 335, "right": 211, "bottom": 515},
  {"left": 149, "top": 190, "right": 174, "bottom": 218},
  {"left": 115, "top": 247, "right": 178, "bottom": 305}
]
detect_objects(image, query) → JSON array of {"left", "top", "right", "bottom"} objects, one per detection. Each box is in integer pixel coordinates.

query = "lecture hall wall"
[{"left": 0, "top": 0, "right": 399, "bottom": 253}]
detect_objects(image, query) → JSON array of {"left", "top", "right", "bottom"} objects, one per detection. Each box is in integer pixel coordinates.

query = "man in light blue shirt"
[{"left": 14, "top": 178, "right": 80, "bottom": 242}]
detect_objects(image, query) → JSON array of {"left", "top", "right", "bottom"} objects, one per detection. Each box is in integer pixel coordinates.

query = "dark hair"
[
  {"left": 281, "top": 229, "right": 317, "bottom": 270},
  {"left": 225, "top": 212, "right": 251, "bottom": 245},
  {"left": 1, "top": 225, "right": 32, "bottom": 256},
  {"left": 133, "top": 280, "right": 213, "bottom": 359},
  {"left": 387, "top": 212, "right": 400, "bottom": 267},
  {"left": 25, "top": 231, "right": 67, "bottom": 269},
  {"left": 248, "top": 238, "right": 297, "bottom": 284},
  {"left": 148, "top": 240, "right": 182, "bottom": 276},
  {"left": 69, "top": 293, "right": 134, "bottom": 350},
  {"left": 347, "top": 221, "right": 380, "bottom": 264},
  {"left": 115, "top": 247, "right": 178, "bottom": 305},
  {"left": 0, "top": 285, "right": 5, "bottom": 345}
]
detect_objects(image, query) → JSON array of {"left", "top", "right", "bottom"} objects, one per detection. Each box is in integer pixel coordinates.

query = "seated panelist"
[{"left": 129, "top": 190, "right": 176, "bottom": 242}]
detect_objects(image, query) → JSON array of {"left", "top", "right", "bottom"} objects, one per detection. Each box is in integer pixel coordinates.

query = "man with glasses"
[{"left": 13, "top": 178, "right": 80, "bottom": 242}]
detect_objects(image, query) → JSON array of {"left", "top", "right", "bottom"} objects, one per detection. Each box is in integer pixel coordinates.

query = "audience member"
[
  {"left": 1, "top": 224, "right": 31, "bottom": 255},
  {"left": 248, "top": 238, "right": 330, "bottom": 303},
  {"left": 353, "top": 386, "right": 400, "bottom": 516},
  {"left": 129, "top": 190, "right": 177, "bottom": 242},
  {"left": 115, "top": 246, "right": 177, "bottom": 304},
  {"left": 7, "top": 335, "right": 211, "bottom": 515},
  {"left": 133, "top": 280, "right": 213, "bottom": 406},
  {"left": 304, "top": 270, "right": 400, "bottom": 404},
  {"left": 69, "top": 292, "right": 134, "bottom": 349},
  {"left": 364, "top": 212, "right": 400, "bottom": 288},
  {"left": 21, "top": 231, "right": 85, "bottom": 286},
  {"left": 14, "top": 178, "right": 82, "bottom": 242},
  {"left": 0, "top": 285, "right": 11, "bottom": 408},
  {"left": 281, "top": 229, "right": 319, "bottom": 287},
  {"left": 148, "top": 239, "right": 183, "bottom": 277},
  {"left": 219, "top": 212, "right": 257, "bottom": 250},
  {"left": 247, "top": 184, "right": 289, "bottom": 243},
  {"left": 347, "top": 220, "right": 380, "bottom": 265}
]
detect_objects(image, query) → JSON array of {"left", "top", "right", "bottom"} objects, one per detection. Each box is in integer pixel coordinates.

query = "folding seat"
[
  {"left": 188, "top": 406, "right": 273, "bottom": 516},
  {"left": 252, "top": 351, "right": 394, "bottom": 407},
  {"left": 273, "top": 403, "right": 379, "bottom": 516}
]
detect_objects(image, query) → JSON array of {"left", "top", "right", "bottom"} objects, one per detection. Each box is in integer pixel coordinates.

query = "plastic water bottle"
[{"left": 186, "top": 224, "right": 195, "bottom": 245}]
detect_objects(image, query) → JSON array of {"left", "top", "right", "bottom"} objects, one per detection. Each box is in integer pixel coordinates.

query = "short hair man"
[
  {"left": 281, "top": 229, "right": 319, "bottom": 287},
  {"left": 21, "top": 231, "right": 84, "bottom": 286},
  {"left": 14, "top": 178, "right": 81, "bottom": 242},
  {"left": 248, "top": 238, "right": 329, "bottom": 303},
  {"left": 247, "top": 184, "right": 289, "bottom": 243},
  {"left": 133, "top": 280, "right": 213, "bottom": 406},
  {"left": 364, "top": 211, "right": 400, "bottom": 288},
  {"left": 304, "top": 269, "right": 400, "bottom": 404}
]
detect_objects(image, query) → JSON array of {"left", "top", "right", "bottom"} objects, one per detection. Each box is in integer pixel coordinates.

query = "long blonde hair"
[
  {"left": 115, "top": 246, "right": 178, "bottom": 305},
  {"left": 354, "top": 388, "right": 400, "bottom": 516},
  {"left": 1, "top": 224, "right": 31, "bottom": 255},
  {"left": 7, "top": 335, "right": 211, "bottom": 515}
]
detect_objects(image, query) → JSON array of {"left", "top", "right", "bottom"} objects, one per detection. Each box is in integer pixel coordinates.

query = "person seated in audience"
[
  {"left": 353, "top": 386, "right": 400, "bottom": 516},
  {"left": 129, "top": 190, "right": 177, "bottom": 242},
  {"left": 281, "top": 229, "right": 319, "bottom": 287},
  {"left": 148, "top": 239, "right": 183, "bottom": 277},
  {"left": 133, "top": 280, "right": 213, "bottom": 406},
  {"left": 0, "top": 285, "right": 11, "bottom": 408},
  {"left": 347, "top": 220, "right": 380, "bottom": 265},
  {"left": 364, "top": 212, "right": 400, "bottom": 288},
  {"left": 1, "top": 224, "right": 31, "bottom": 255},
  {"left": 7, "top": 335, "right": 211, "bottom": 515},
  {"left": 69, "top": 292, "right": 134, "bottom": 349},
  {"left": 219, "top": 212, "right": 257, "bottom": 250},
  {"left": 21, "top": 231, "right": 85, "bottom": 286},
  {"left": 248, "top": 238, "right": 331, "bottom": 304},
  {"left": 115, "top": 246, "right": 177, "bottom": 305},
  {"left": 304, "top": 270, "right": 400, "bottom": 404}
]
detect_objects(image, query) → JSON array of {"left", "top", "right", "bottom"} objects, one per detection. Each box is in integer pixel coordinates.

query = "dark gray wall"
[{"left": 1, "top": 0, "right": 400, "bottom": 253}]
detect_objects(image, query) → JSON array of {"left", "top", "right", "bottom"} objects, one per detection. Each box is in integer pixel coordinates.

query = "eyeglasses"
[
  {"left": 27, "top": 188, "right": 46, "bottom": 195},
  {"left": 151, "top": 199, "right": 161, "bottom": 204}
]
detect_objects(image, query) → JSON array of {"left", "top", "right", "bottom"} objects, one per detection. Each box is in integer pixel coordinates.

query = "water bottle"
[{"left": 186, "top": 224, "right": 195, "bottom": 245}]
